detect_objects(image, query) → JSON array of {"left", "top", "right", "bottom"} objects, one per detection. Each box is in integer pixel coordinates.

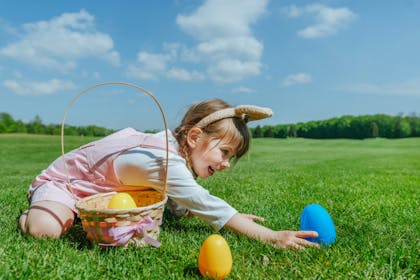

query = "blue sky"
[{"left": 1, "top": 0, "right": 419, "bottom": 131}]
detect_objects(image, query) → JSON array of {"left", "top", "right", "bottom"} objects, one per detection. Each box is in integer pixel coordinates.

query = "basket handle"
[{"left": 60, "top": 82, "right": 170, "bottom": 199}]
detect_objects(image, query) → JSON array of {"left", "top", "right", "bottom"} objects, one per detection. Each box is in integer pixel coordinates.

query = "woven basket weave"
[
  {"left": 76, "top": 190, "right": 166, "bottom": 247},
  {"left": 60, "top": 82, "right": 170, "bottom": 247}
]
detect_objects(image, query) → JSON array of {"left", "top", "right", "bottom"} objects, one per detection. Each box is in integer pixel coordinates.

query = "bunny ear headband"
[{"left": 195, "top": 105, "right": 273, "bottom": 128}]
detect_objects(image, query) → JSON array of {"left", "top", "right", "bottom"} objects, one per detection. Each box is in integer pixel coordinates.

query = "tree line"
[
  {"left": 251, "top": 113, "right": 420, "bottom": 139},
  {"left": 1, "top": 112, "right": 419, "bottom": 139},
  {"left": 0, "top": 113, "right": 114, "bottom": 137}
]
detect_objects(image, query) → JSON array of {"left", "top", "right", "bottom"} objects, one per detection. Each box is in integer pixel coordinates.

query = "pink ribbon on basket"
[{"left": 100, "top": 216, "right": 162, "bottom": 247}]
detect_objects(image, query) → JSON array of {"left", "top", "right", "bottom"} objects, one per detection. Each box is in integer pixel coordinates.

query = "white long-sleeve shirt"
[{"left": 113, "top": 130, "right": 238, "bottom": 230}]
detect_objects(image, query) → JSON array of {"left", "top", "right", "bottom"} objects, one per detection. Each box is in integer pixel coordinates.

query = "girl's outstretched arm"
[{"left": 224, "top": 213, "right": 320, "bottom": 250}]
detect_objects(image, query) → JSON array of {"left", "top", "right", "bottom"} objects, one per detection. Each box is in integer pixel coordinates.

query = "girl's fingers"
[
  {"left": 290, "top": 242, "right": 304, "bottom": 250},
  {"left": 296, "top": 230, "right": 318, "bottom": 238},
  {"left": 288, "top": 243, "right": 298, "bottom": 250},
  {"left": 294, "top": 232, "right": 320, "bottom": 249},
  {"left": 297, "top": 238, "right": 320, "bottom": 248}
]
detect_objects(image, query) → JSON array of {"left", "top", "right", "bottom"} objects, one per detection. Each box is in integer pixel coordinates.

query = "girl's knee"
[
  {"left": 26, "top": 216, "right": 63, "bottom": 239},
  {"left": 21, "top": 201, "right": 74, "bottom": 239}
]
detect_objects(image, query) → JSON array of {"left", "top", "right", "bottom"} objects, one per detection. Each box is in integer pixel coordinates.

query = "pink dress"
[
  {"left": 29, "top": 127, "right": 238, "bottom": 231},
  {"left": 28, "top": 127, "right": 178, "bottom": 212}
]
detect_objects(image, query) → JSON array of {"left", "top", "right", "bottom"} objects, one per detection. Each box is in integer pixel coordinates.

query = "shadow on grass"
[
  {"left": 183, "top": 263, "right": 201, "bottom": 278},
  {"left": 62, "top": 219, "right": 94, "bottom": 250},
  {"left": 161, "top": 209, "right": 212, "bottom": 234},
  {"left": 64, "top": 210, "right": 208, "bottom": 251}
]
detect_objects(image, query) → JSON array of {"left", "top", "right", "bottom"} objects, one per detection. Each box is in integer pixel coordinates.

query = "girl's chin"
[
  {"left": 198, "top": 173, "right": 210, "bottom": 179},
  {"left": 191, "top": 166, "right": 212, "bottom": 179},
  {"left": 197, "top": 170, "right": 211, "bottom": 179}
]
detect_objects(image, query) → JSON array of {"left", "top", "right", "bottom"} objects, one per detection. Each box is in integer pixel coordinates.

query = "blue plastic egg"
[{"left": 300, "top": 204, "right": 336, "bottom": 246}]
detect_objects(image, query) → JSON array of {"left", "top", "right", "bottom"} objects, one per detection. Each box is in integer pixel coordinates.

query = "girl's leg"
[{"left": 19, "top": 200, "right": 75, "bottom": 239}]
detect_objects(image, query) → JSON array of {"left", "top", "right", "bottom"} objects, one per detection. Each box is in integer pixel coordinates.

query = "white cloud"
[
  {"left": 126, "top": 51, "right": 171, "bottom": 80},
  {"left": 128, "top": 50, "right": 205, "bottom": 81},
  {"left": 283, "top": 4, "right": 356, "bottom": 39},
  {"left": 176, "top": 0, "right": 267, "bottom": 83},
  {"left": 0, "top": 10, "right": 120, "bottom": 71},
  {"left": 176, "top": 0, "right": 267, "bottom": 40},
  {"left": 128, "top": 0, "right": 267, "bottom": 83},
  {"left": 232, "top": 86, "right": 256, "bottom": 93},
  {"left": 166, "top": 68, "right": 205, "bottom": 81},
  {"left": 208, "top": 59, "right": 261, "bottom": 83},
  {"left": 173, "top": 0, "right": 267, "bottom": 83},
  {"left": 282, "top": 73, "right": 313, "bottom": 87},
  {"left": 283, "top": 5, "right": 302, "bottom": 18},
  {"left": 195, "top": 36, "right": 262, "bottom": 61},
  {"left": 187, "top": 36, "right": 263, "bottom": 83},
  {"left": 137, "top": 52, "right": 170, "bottom": 72},
  {"left": 163, "top": 42, "right": 183, "bottom": 60},
  {"left": 3, "top": 79, "right": 76, "bottom": 96},
  {"left": 126, "top": 65, "right": 159, "bottom": 81},
  {"left": 341, "top": 79, "right": 420, "bottom": 97}
]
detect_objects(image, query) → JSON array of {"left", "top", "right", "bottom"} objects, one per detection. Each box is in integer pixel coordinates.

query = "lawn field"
[{"left": 0, "top": 134, "right": 419, "bottom": 279}]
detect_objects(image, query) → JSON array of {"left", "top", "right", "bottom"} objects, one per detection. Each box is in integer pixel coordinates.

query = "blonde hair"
[{"left": 173, "top": 99, "right": 250, "bottom": 166}]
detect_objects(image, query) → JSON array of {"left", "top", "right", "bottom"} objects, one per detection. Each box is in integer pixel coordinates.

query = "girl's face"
[{"left": 187, "top": 128, "right": 236, "bottom": 179}]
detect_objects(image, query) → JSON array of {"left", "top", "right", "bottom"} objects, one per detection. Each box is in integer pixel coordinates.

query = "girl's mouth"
[{"left": 208, "top": 166, "right": 215, "bottom": 176}]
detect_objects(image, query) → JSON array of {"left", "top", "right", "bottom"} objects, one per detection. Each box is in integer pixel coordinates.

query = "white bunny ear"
[{"left": 195, "top": 105, "right": 273, "bottom": 128}]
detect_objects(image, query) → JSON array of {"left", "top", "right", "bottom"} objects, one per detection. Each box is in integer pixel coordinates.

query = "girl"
[{"left": 19, "top": 99, "right": 319, "bottom": 250}]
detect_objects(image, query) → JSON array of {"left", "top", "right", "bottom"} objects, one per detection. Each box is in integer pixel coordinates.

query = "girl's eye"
[
  {"left": 221, "top": 149, "right": 235, "bottom": 161},
  {"left": 221, "top": 149, "right": 230, "bottom": 156}
]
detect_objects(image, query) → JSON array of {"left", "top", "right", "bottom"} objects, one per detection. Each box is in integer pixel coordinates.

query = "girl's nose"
[{"left": 220, "top": 160, "right": 230, "bottom": 170}]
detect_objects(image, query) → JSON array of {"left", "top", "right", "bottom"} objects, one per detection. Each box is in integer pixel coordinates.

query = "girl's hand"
[
  {"left": 225, "top": 213, "right": 319, "bottom": 250},
  {"left": 271, "top": 230, "right": 320, "bottom": 250}
]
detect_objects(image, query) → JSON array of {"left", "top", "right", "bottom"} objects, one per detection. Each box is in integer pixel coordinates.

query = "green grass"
[{"left": 0, "top": 134, "right": 419, "bottom": 279}]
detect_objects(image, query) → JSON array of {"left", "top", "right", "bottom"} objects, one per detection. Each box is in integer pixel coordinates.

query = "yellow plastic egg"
[
  {"left": 198, "top": 234, "right": 232, "bottom": 279},
  {"left": 107, "top": 192, "right": 137, "bottom": 209}
]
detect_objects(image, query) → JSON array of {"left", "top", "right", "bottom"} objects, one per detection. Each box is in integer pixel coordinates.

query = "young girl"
[{"left": 19, "top": 99, "right": 319, "bottom": 250}]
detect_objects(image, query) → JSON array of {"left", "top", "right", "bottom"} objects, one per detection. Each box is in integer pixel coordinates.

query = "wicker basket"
[
  {"left": 76, "top": 190, "right": 166, "bottom": 247},
  {"left": 60, "top": 82, "right": 170, "bottom": 247}
]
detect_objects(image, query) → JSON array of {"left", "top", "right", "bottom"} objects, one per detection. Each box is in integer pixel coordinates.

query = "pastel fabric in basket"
[{"left": 99, "top": 216, "right": 161, "bottom": 247}]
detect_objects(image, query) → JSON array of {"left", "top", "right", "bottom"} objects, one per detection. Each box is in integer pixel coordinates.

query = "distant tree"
[
  {"left": 394, "top": 119, "right": 411, "bottom": 138},
  {"left": 0, "top": 113, "right": 16, "bottom": 133},
  {"left": 274, "top": 125, "right": 288, "bottom": 138},
  {"left": 15, "top": 120, "right": 27, "bottom": 133},
  {"left": 335, "top": 116, "right": 352, "bottom": 138},
  {"left": 45, "top": 124, "right": 60, "bottom": 135},
  {"left": 63, "top": 125, "right": 79, "bottom": 136},
  {"left": 263, "top": 126, "right": 274, "bottom": 138},
  {"left": 253, "top": 125, "right": 263, "bottom": 138},
  {"left": 2, "top": 112, "right": 419, "bottom": 139},
  {"left": 407, "top": 113, "right": 420, "bottom": 137},
  {"left": 373, "top": 114, "right": 395, "bottom": 138},
  {"left": 26, "top": 115, "right": 45, "bottom": 134},
  {"left": 369, "top": 122, "right": 379, "bottom": 138},
  {"left": 298, "top": 121, "right": 317, "bottom": 138},
  {"left": 288, "top": 125, "right": 297, "bottom": 138}
]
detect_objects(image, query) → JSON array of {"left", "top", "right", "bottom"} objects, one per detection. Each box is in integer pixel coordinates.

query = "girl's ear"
[{"left": 187, "top": 127, "right": 204, "bottom": 148}]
